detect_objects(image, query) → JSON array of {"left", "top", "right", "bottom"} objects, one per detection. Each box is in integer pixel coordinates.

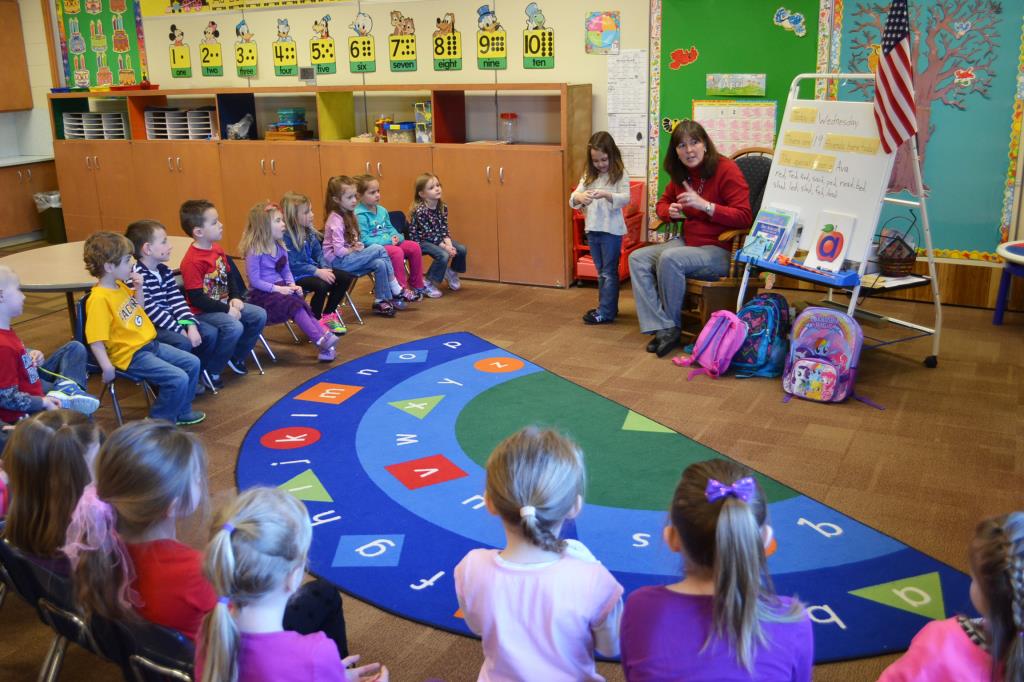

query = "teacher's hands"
[{"left": 676, "top": 181, "right": 708, "bottom": 213}]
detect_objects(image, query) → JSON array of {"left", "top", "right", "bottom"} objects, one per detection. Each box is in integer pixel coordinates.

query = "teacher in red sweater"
[{"left": 629, "top": 120, "right": 751, "bottom": 357}]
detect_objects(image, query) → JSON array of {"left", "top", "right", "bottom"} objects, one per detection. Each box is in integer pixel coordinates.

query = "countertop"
[{"left": 0, "top": 155, "right": 55, "bottom": 168}]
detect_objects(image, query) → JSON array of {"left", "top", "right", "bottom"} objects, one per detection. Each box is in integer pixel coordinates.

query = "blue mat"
[{"left": 236, "top": 332, "right": 973, "bottom": 663}]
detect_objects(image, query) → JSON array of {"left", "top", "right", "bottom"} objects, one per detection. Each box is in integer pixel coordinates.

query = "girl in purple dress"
[{"left": 240, "top": 201, "right": 339, "bottom": 362}]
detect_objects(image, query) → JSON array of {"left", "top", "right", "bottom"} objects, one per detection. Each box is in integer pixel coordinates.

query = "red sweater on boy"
[
  {"left": 655, "top": 156, "right": 751, "bottom": 250},
  {"left": 0, "top": 328, "right": 44, "bottom": 422}
]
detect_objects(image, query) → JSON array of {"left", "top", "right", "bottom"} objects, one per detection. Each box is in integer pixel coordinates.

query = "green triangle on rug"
[
  {"left": 622, "top": 410, "right": 675, "bottom": 433},
  {"left": 388, "top": 395, "right": 445, "bottom": 419},
  {"left": 278, "top": 469, "right": 333, "bottom": 503},
  {"left": 849, "top": 571, "right": 946, "bottom": 621}
]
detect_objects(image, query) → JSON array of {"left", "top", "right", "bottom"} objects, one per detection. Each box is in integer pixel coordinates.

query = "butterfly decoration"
[
  {"left": 773, "top": 7, "right": 807, "bottom": 37},
  {"left": 668, "top": 45, "right": 699, "bottom": 69},
  {"left": 952, "top": 20, "right": 971, "bottom": 38},
  {"left": 954, "top": 67, "right": 976, "bottom": 87}
]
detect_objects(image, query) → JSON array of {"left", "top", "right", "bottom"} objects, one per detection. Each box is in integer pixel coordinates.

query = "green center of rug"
[{"left": 456, "top": 372, "right": 795, "bottom": 510}]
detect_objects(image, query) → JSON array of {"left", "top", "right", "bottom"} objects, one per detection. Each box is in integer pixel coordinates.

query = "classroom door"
[
  {"left": 132, "top": 141, "right": 183, "bottom": 230},
  {"left": 430, "top": 146, "right": 498, "bottom": 281},
  {"left": 495, "top": 148, "right": 566, "bottom": 287},
  {"left": 218, "top": 142, "right": 272, "bottom": 254},
  {"left": 54, "top": 141, "right": 100, "bottom": 241}
]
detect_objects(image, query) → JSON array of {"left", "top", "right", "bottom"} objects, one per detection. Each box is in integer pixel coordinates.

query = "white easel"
[{"left": 736, "top": 73, "right": 942, "bottom": 368}]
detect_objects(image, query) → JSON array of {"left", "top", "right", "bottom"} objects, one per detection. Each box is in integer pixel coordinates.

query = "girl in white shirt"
[{"left": 569, "top": 131, "right": 632, "bottom": 325}]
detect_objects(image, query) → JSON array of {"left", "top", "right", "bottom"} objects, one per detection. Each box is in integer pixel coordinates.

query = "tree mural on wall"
[{"left": 847, "top": 0, "right": 1001, "bottom": 194}]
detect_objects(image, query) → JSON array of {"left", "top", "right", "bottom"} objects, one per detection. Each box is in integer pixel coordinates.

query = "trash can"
[{"left": 34, "top": 191, "right": 66, "bottom": 244}]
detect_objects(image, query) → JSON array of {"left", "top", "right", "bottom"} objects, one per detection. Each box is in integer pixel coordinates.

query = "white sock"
[{"left": 390, "top": 279, "right": 402, "bottom": 295}]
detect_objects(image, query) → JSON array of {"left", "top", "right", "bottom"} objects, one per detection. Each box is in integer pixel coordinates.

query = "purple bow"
[{"left": 705, "top": 477, "right": 756, "bottom": 503}]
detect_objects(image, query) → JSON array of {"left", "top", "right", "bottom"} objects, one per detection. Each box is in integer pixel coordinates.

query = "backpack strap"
[{"left": 852, "top": 392, "right": 885, "bottom": 410}]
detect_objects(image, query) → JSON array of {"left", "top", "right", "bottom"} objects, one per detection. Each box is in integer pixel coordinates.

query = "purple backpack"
[
  {"left": 783, "top": 307, "right": 864, "bottom": 403},
  {"left": 672, "top": 311, "right": 748, "bottom": 379}
]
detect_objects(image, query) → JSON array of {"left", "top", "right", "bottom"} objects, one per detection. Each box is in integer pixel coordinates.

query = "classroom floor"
[{"left": 1, "top": 243, "right": 1021, "bottom": 681}]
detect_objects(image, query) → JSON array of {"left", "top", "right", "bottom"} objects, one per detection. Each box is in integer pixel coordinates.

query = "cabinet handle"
[
  {"left": 167, "top": 157, "right": 174, "bottom": 171},
  {"left": 485, "top": 165, "right": 491, "bottom": 183},
  {"left": 93, "top": 155, "right": 100, "bottom": 169},
  {"left": 271, "top": 159, "right": 277, "bottom": 174},
  {"left": 365, "top": 161, "right": 371, "bottom": 174},
  {"left": 376, "top": 161, "right": 382, "bottom": 177},
  {"left": 260, "top": 159, "right": 266, "bottom": 174},
  {"left": 499, "top": 166, "right": 504, "bottom": 184},
  {"left": 26, "top": 168, "right": 31, "bottom": 181},
  {"left": 85, "top": 156, "right": 92, "bottom": 170},
  {"left": 176, "top": 156, "right": 182, "bottom": 172},
  {"left": 16, "top": 170, "right": 22, "bottom": 183}
]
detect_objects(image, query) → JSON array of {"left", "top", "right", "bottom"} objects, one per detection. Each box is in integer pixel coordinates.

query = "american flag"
[{"left": 873, "top": 0, "right": 916, "bottom": 154}]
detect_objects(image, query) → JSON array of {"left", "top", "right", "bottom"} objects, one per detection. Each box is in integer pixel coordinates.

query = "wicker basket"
[{"left": 877, "top": 253, "right": 916, "bottom": 276}]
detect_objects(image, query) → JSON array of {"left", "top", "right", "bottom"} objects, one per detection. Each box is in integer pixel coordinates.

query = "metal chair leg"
[
  {"left": 249, "top": 349, "right": 266, "bottom": 375},
  {"left": 0, "top": 581, "right": 7, "bottom": 609},
  {"left": 344, "top": 292, "right": 364, "bottom": 325},
  {"left": 38, "top": 635, "right": 68, "bottom": 682},
  {"left": 141, "top": 381, "right": 155, "bottom": 406},
  {"left": 284, "top": 320, "right": 301, "bottom": 344},
  {"left": 202, "top": 370, "right": 218, "bottom": 395},
  {"left": 107, "top": 382, "right": 124, "bottom": 426},
  {"left": 258, "top": 334, "right": 277, "bottom": 362}
]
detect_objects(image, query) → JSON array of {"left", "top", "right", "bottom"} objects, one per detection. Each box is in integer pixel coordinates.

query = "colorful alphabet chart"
[
  {"left": 348, "top": 35, "right": 376, "bottom": 73},
  {"left": 388, "top": 35, "right": 417, "bottom": 72},
  {"left": 169, "top": 44, "right": 191, "bottom": 78},
  {"left": 522, "top": 28, "right": 554, "bottom": 69},
  {"left": 432, "top": 31, "right": 462, "bottom": 71},
  {"left": 199, "top": 42, "right": 223, "bottom": 77},
  {"left": 235, "top": 41, "right": 257, "bottom": 77},
  {"left": 310, "top": 37, "right": 336, "bottom": 74},
  {"left": 476, "top": 30, "right": 506, "bottom": 70},
  {"left": 272, "top": 40, "right": 298, "bottom": 76},
  {"left": 236, "top": 332, "right": 974, "bottom": 662}
]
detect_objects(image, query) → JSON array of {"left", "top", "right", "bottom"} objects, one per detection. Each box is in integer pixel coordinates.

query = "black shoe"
[
  {"left": 227, "top": 358, "right": 248, "bottom": 375},
  {"left": 655, "top": 328, "right": 682, "bottom": 358},
  {"left": 646, "top": 336, "right": 660, "bottom": 353},
  {"left": 582, "top": 309, "right": 612, "bottom": 325}
]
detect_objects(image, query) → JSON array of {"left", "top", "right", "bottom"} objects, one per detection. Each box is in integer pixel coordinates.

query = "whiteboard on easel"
[{"left": 761, "top": 98, "right": 895, "bottom": 262}]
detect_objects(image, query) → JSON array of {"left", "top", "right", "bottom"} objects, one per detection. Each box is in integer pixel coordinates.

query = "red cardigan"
[{"left": 655, "top": 157, "right": 751, "bottom": 250}]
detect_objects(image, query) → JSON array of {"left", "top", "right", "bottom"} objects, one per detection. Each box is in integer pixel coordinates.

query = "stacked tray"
[
  {"left": 62, "top": 112, "right": 127, "bottom": 139},
  {"left": 145, "top": 108, "right": 190, "bottom": 139},
  {"left": 186, "top": 108, "right": 215, "bottom": 139}
]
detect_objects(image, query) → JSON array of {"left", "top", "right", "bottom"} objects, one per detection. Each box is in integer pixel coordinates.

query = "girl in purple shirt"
[
  {"left": 620, "top": 460, "right": 812, "bottom": 681},
  {"left": 240, "top": 201, "right": 339, "bottom": 362}
]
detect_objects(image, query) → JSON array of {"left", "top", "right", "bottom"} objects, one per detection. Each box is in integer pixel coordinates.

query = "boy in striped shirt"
[{"left": 126, "top": 220, "right": 233, "bottom": 390}]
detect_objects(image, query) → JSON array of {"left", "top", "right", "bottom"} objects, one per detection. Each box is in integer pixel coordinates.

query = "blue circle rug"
[{"left": 236, "top": 332, "right": 973, "bottom": 663}]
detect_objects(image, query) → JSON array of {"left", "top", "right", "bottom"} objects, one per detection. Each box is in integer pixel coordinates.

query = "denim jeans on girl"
[
  {"left": 420, "top": 239, "right": 468, "bottom": 284},
  {"left": 587, "top": 231, "right": 622, "bottom": 320},
  {"left": 329, "top": 244, "right": 395, "bottom": 301}
]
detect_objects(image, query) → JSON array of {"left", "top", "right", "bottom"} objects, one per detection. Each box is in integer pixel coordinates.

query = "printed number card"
[
  {"left": 523, "top": 28, "right": 554, "bottom": 69},
  {"left": 200, "top": 43, "right": 223, "bottom": 77},
  {"left": 310, "top": 38, "right": 336, "bottom": 74},
  {"left": 273, "top": 40, "right": 298, "bottom": 76},
  {"left": 433, "top": 31, "right": 462, "bottom": 71},
  {"left": 170, "top": 44, "right": 191, "bottom": 78},
  {"left": 477, "top": 30, "right": 507, "bottom": 69},
  {"left": 236, "top": 42, "right": 258, "bottom": 78},
  {"left": 388, "top": 34, "right": 417, "bottom": 72},
  {"left": 348, "top": 35, "right": 376, "bottom": 73}
]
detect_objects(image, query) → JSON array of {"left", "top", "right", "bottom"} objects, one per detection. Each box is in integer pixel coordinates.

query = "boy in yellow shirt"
[{"left": 83, "top": 232, "right": 204, "bottom": 425}]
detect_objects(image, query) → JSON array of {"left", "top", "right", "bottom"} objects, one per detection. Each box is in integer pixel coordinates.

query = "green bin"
[{"left": 34, "top": 191, "right": 66, "bottom": 244}]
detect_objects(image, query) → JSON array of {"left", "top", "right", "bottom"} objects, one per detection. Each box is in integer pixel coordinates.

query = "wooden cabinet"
[
  {"left": 431, "top": 146, "right": 498, "bottom": 281},
  {"left": 319, "top": 142, "right": 432, "bottom": 210},
  {"left": 55, "top": 140, "right": 136, "bottom": 241},
  {"left": 0, "top": 161, "right": 57, "bottom": 238},
  {"left": 0, "top": 0, "right": 33, "bottom": 112},
  {"left": 134, "top": 142, "right": 222, "bottom": 233}
]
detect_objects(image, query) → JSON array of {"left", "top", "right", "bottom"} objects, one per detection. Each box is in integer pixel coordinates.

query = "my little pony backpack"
[
  {"left": 783, "top": 307, "right": 864, "bottom": 403},
  {"left": 672, "top": 310, "right": 747, "bottom": 379},
  {"left": 730, "top": 292, "right": 791, "bottom": 378}
]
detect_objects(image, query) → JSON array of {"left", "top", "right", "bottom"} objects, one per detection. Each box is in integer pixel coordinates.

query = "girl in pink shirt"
[
  {"left": 455, "top": 427, "right": 624, "bottom": 682},
  {"left": 879, "top": 511, "right": 1023, "bottom": 682}
]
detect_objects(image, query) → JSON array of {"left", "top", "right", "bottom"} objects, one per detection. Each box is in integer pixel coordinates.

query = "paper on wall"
[{"left": 607, "top": 49, "right": 648, "bottom": 114}]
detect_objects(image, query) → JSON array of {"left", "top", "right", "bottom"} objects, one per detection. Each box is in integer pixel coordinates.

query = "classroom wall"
[{"left": 3, "top": 0, "right": 58, "bottom": 156}]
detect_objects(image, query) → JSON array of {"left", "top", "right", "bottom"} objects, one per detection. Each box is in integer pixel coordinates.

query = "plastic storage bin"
[{"left": 386, "top": 122, "right": 416, "bottom": 143}]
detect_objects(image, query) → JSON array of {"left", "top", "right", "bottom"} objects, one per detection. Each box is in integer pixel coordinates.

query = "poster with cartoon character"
[
  {"left": 388, "top": 10, "right": 417, "bottom": 72},
  {"left": 522, "top": 2, "right": 553, "bottom": 69},
  {"left": 234, "top": 18, "right": 257, "bottom": 77},
  {"left": 475, "top": 4, "right": 506, "bottom": 70},
  {"left": 199, "top": 21, "right": 223, "bottom": 76},
  {"left": 310, "top": 14, "right": 336, "bottom": 74},
  {"left": 432, "top": 12, "right": 461, "bottom": 71},
  {"left": 347, "top": 11, "right": 376, "bottom": 73},
  {"left": 273, "top": 17, "right": 298, "bottom": 76},
  {"left": 168, "top": 23, "right": 191, "bottom": 78}
]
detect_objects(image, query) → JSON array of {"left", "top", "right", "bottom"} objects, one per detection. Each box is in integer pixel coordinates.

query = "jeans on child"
[
  {"left": 38, "top": 340, "right": 90, "bottom": 391},
  {"left": 330, "top": 245, "right": 395, "bottom": 301},
  {"left": 587, "top": 231, "right": 622, "bottom": 321},
  {"left": 156, "top": 318, "right": 231, "bottom": 376},
  {"left": 420, "top": 240, "right": 468, "bottom": 284},
  {"left": 197, "top": 303, "right": 267, "bottom": 365},
  {"left": 125, "top": 340, "right": 200, "bottom": 422}
]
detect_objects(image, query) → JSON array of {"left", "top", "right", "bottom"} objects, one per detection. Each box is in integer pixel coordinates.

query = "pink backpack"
[{"left": 672, "top": 311, "right": 748, "bottom": 379}]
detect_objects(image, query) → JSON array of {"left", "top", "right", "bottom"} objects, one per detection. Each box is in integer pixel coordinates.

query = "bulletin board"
[
  {"left": 648, "top": 0, "right": 822, "bottom": 209},
  {"left": 56, "top": 0, "right": 147, "bottom": 88}
]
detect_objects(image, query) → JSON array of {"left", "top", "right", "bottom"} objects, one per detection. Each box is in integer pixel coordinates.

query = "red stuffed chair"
[{"left": 572, "top": 180, "right": 646, "bottom": 283}]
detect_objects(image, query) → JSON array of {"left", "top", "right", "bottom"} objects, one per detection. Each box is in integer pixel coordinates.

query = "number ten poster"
[{"left": 56, "top": 0, "right": 147, "bottom": 88}]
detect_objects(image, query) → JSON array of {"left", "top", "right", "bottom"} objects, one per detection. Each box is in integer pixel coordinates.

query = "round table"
[
  {"left": 993, "top": 240, "right": 1024, "bottom": 325},
  {"left": 0, "top": 236, "right": 194, "bottom": 332}
]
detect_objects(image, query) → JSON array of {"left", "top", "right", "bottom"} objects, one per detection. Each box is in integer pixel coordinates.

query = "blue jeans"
[
  {"left": 197, "top": 303, "right": 267, "bottom": 365},
  {"left": 125, "top": 340, "right": 200, "bottom": 422},
  {"left": 420, "top": 240, "right": 467, "bottom": 284},
  {"left": 329, "top": 245, "right": 395, "bottom": 301},
  {"left": 156, "top": 318, "right": 235, "bottom": 376},
  {"left": 587, "top": 231, "right": 622, "bottom": 320},
  {"left": 38, "top": 340, "right": 89, "bottom": 391}
]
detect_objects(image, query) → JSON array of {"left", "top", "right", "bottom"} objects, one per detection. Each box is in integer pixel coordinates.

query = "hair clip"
[
  {"left": 705, "top": 477, "right": 756, "bottom": 504},
  {"left": 264, "top": 201, "right": 281, "bottom": 212},
  {"left": 218, "top": 595, "right": 230, "bottom": 606},
  {"left": 222, "top": 522, "right": 235, "bottom": 534},
  {"left": 519, "top": 505, "right": 536, "bottom": 519}
]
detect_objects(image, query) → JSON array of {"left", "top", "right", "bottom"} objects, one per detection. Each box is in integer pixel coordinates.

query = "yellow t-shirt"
[{"left": 85, "top": 282, "right": 156, "bottom": 369}]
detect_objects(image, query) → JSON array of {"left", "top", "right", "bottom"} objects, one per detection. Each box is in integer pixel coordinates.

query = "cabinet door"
[
  {"left": 54, "top": 141, "right": 100, "bottom": 225},
  {"left": 132, "top": 141, "right": 182, "bottom": 229},
  {"left": 431, "top": 146, "right": 498, "bottom": 281},
  {"left": 0, "top": 1, "right": 32, "bottom": 112},
  {"left": 178, "top": 143, "right": 223, "bottom": 223},
  {"left": 319, "top": 142, "right": 366, "bottom": 192},
  {"left": 264, "top": 143, "right": 322, "bottom": 210},
  {"left": 218, "top": 143, "right": 272, "bottom": 254},
  {"left": 372, "top": 145, "right": 433, "bottom": 208},
  {"left": 495, "top": 148, "right": 567, "bottom": 287},
  {"left": 93, "top": 141, "right": 137, "bottom": 232},
  {"left": 0, "top": 167, "right": 37, "bottom": 237}
]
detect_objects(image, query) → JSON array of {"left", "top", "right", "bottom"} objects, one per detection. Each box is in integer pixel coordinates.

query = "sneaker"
[
  {"left": 391, "top": 297, "right": 407, "bottom": 311},
  {"left": 194, "top": 382, "right": 206, "bottom": 396},
  {"left": 582, "top": 309, "right": 613, "bottom": 325},
  {"left": 318, "top": 346, "right": 337, "bottom": 362},
  {"left": 372, "top": 300, "right": 396, "bottom": 317},
  {"left": 444, "top": 268, "right": 462, "bottom": 291},
  {"left": 421, "top": 282, "right": 443, "bottom": 299},
  {"left": 401, "top": 288, "right": 423, "bottom": 302},
  {"left": 176, "top": 410, "right": 206, "bottom": 426},
  {"left": 227, "top": 358, "right": 248, "bottom": 375},
  {"left": 46, "top": 380, "right": 100, "bottom": 416},
  {"left": 316, "top": 331, "right": 339, "bottom": 351},
  {"left": 321, "top": 312, "right": 347, "bottom": 336},
  {"left": 208, "top": 373, "right": 225, "bottom": 389}
]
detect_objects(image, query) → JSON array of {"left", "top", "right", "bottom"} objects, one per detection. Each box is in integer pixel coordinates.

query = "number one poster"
[{"left": 56, "top": 0, "right": 147, "bottom": 88}]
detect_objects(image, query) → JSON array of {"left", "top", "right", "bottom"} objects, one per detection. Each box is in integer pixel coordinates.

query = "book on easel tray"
[
  {"left": 739, "top": 207, "right": 798, "bottom": 262},
  {"left": 803, "top": 210, "right": 856, "bottom": 273}
]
